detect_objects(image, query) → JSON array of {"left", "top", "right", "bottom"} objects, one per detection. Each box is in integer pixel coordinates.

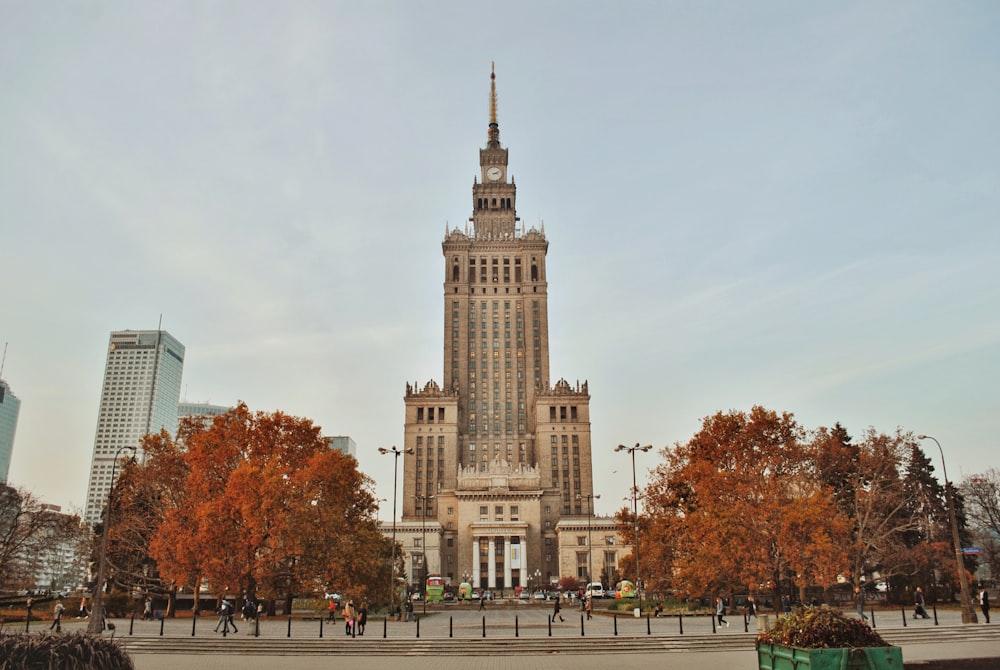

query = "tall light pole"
[
  {"left": 88, "top": 445, "right": 135, "bottom": 633},
  {"left": 578, "top": 493, "right": 601, "bottom": 587},
  {"left": 615, "top": 443, "right": 651, "bottom": 614},
  {"left": 379, "top": 446, "right": 413, "bottom": 619},
  {"left": 917, "top": 435, "right": 978, "bottom": 624},
  {"left": 415, "top": 493, "right": 434, "bottom": 614}
]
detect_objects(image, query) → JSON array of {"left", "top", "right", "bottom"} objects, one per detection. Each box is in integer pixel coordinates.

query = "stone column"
[
  {"left": 488, "top": 537, "right": 496, "bottom": 589},
  {"left": 504, "top": 535, "right": 513, "bottom": 588},
  {"left": 472, "top": 536, "right": 480, "bottom": 589}
]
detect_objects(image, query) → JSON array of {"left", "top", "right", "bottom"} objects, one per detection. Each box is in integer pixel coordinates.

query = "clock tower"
[{"left": 398, "top": 66, "right": 596, "bottom": 595}]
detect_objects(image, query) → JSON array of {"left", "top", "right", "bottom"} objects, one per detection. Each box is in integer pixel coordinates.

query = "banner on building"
[{"left": 509, "top": 543, "right": 521, "bottom": 569}]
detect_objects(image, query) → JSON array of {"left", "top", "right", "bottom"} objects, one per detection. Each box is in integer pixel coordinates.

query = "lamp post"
[
  {"left": 615, "top": 443, "right": 651, "bottom": 614},
  {"left": 379, "top": 446, "right": 413, "bottom": 620},
  {"left": 415, "top": 493, "right": 434, "bottom": 614},
  {"left": 532, "top": 569, "right": 541, "bottom": 593},
  {"left": 88, "top": 445, "right": 136, "bottom": 633},
  {"left": 577, "top": 493, "right": 601, "bottom": 587},
  {"left": 917, "top": 435, "right": 978, "bottom": 624}
]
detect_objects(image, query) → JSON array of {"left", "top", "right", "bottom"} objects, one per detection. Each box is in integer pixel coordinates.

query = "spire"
[{"left": 488, "top": 62, "right": 500, "bottom": 148}]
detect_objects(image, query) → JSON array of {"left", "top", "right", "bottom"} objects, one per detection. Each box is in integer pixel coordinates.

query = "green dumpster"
[{"left": 757, "top": 642, "right": 904, "bottom": 670}]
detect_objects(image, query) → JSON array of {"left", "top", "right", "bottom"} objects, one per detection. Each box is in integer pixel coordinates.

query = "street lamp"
[
  {"left": 917, "top": 435, "right": 978, "bottom": 624},
  {"left": 615, "top": 443, "right": 652, "bottom": 615},
  {"left": 88, "top": 445, "right": 136, "bottom": 633},
  {"left": 378, "top": 446, "right": 413, "bottom": 619},
  {"left": 577, "top": 493, "right": 601, "bottom": 587},
  {"left": 415, "top": 493, "right": 434, "bottom": 614}
]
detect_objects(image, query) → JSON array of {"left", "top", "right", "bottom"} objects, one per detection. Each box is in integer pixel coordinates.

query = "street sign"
[{"left": 962, "top": 547, "right": 981, "bottom": 555}]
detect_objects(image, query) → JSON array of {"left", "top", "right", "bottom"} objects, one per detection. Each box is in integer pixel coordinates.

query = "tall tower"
[
  {"left": 0, "top": 377, "right": 20, "bottom": 484},
  {"left": 401, "top": 66, "right": 593, "bottom": 591},
  {"left": 83, "top": 329, "right": 185, "bottom": 526}
]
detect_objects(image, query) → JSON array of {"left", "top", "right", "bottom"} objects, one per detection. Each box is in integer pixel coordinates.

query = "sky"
[{"left": 2, "top": 1, "right": 998, "bottom": 520}]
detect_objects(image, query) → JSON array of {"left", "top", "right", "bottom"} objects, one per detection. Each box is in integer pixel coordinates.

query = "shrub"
[
  {"left": 757, "top": 606, "right": 890, "bottom": 649},
  {"left": 0, "top": 632, "right": 134, "bottom": 669}
]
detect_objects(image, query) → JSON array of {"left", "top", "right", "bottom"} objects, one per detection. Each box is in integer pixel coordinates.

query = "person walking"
[
  {"left": 914, "top": 587, "right": 930, "bottom": 619},
  {"left": 50, "top": 599, "right": 65, "bottom": 632},
  {"left": 716, "top": 596, "right": 729, "bottom": 627},
  {"left": 980, "top": 588, "right": 990, "bottom": 624},
  {"left": 746, "top": 595, "right": 758, "bottom": 620},
  {"left": 143, "top": 596, "right": 154, "bottom": 621},
  {"left": 585, "top": 595, "right": 593, "bottom": 620},
  {"left": 342, "top": 599, "right": 356, "bottom": 636},
  {"left": 79, "top": 596, "right": 88, "bottom": 618},
  {"left": 854, "top": 587, "right": 868, "bottom": 622},
  {"left": 553, "top": 596, "right": 564, "bottom": 622},
  {"left": 327, "top": 598, "right": 337, "bottom": 622},
  {"left": 357, "top": 602, "right": 368, "bottom": 635},
  {"left": 214, "top": 599, "right": 237, "bottom": 633}
]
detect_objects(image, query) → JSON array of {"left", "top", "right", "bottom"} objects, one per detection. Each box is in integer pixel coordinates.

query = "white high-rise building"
[
  {"left": 0, "top": 378, "right": 20, "bottom": 483},
  {"left": 83, "top": 330, "right": 185, "bottom": 527}
]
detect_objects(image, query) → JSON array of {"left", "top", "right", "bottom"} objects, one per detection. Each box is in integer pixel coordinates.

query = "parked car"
[
  {"left": 442, "top": 592, "right": 456, "bottom": 602},
  {"left": 532, "top": 591, "right": 546, "bottom": 600}
]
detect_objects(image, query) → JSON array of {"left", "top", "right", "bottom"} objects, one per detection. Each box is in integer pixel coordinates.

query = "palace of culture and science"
[{"left": 392, "top": 68, "right": 629, "bottom": 593}]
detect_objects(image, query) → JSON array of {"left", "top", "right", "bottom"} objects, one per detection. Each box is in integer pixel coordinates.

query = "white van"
[{"left": 585, "top": 583, "right": 605, "bottom": 598}]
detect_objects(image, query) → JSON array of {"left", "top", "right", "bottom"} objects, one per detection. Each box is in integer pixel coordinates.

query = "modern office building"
[
  {"left": 325, "top": 435, "right": 357, "bottom": 458},
  {"left": 83, "top": 330, "right": 185, "bottom": 527},
  {"left": 178, "top": 401, "right": 230, "bottom": 422},
  {"left": 0, "top": 378, "right": 20, "bottom": 483},
  {"left": 393, "top": 68, "right": 607, "bottom": 592}
]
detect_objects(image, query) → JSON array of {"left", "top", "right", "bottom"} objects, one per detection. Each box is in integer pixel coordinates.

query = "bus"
[{"left": 425, "top": 575, "right": 446, "bottom": 602}]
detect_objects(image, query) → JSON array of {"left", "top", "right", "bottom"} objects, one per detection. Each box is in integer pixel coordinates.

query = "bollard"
[
  {"left": 255, "top": 615, "right": 260, "bottom": 638},
  {"left": 416, "top": 616, "right": 420, "bottom": 638},
  {"left": 871, "top": 608, "right": 876, "bottom": 629},
  {"left": 160, "top": 616, "right": 165, "bottom": 636},
  {"left": 482, "top": 615, "right": 486, "bottom": 638},
  {"left": 678, "top": 613, "right": 683, "bottom": 635},
  {"left": 901, "top": 606, "right": 907, "bottom": 627},
  {"left": 712, "top": 613, "right": 716, "bottom": 634},
  {"left": 548, "top": 614, "right": 552, "bottom": 637},
  {"left": 933, "top": 603, "right": 939, "bottom": 626},
  {"left": 744, "top": 614, "right": 749, "bottom": 633},
  {"left": 223, "top": 618, "right": 228, "bottom": 638},
  {"left": 287, "top": 614, "right": 292, "bottom": 638},
  {"left": 614, "top": 613, "right": 618, "bottom": 636},
  {"left": 515, "top": 615, "right": 519, "bottom": 638},
  {"left": 130, "top": 611, "right": 135, "bottom": 636},
  {"left": 581, "top": 613, "right": 585, "bottom": 636},
  {"left": 192, "top": 611, "right": 197, "bottom": 637},
  {"left": 320, "top": 617, "right": 323, "bottom": 638},
  {"left": 450, "top": 615, "right": 453, "bottom": 638},
  {"left": 383, "top": 616, "right": 387, "bottom": 638}
]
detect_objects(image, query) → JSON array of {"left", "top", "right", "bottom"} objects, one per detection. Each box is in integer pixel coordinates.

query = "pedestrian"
[
  {"left": 214, "top": 599, "right": 237, "bottom": 633},
  {"left": 782, "top": 595, "right": 791, "bottom": 615},
  {"left": 357, "top": 602, "right": 368, "bottom": 635},
  {"left": 242, "top": 599, "right": 256, "bottom": 622},
  {"left": 327, "top": 598, "right": 337, "bottom": 622},
  {"left": 406, "top": 596, "right": 415, "bottom": 621},
  {"left": 26, "top": 596, "right": 33, "bottom": 623},
  {"left": 914, "top": 587, "right": 930, "bottom": 619},
  {"left": 478, "top": 592, "right": 486, "bottom": 611},
  {"left": 980, "top": 588, "right": 990, "bottom": 624},
  {"left": 585, "top": 595, "right": 593, "bottom": 620},
  {"left": 746, "top": 595, "right": 758, "bottom": 619},
  {"left": 143, "top": 596, "right": 153, "bottom": 620},
  {"left": 342, "top": 599, "right": 356, "bottom": 636},
  {"left": 716, "top": 596, "right": 729, "bottom": 627},
  {"left": 854, "top": 587, "right": 868, "bottom": 622},
  {"left": 553, "top": 596, "right": 564, "bottom": 622},
  {"left": 50, "top": 599, "right": 65, "bottom": 632},
  {"left": 79, "top": 596, "right": 88, "bottom": 618}
]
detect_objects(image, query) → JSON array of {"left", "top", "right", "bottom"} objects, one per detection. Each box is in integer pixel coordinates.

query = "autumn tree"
[
  {"left": 643, "top": 406, "right": 850, "bottom": 606},
  {"left": 961, "top": 469, "right": 1000, "bottom": 582},
  {"left": 144, "top": 403, "right": 389, "bottom": 612}
]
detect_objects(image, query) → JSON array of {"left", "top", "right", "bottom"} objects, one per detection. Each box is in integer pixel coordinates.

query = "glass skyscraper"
[
  {"left": 0, "top": 378, "right": 20, "bottom": 483},
  {"left": 83, "top": 330, "right": 185, "bottom": 526}
]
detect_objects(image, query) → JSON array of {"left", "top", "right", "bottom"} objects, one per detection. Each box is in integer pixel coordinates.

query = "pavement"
[{"left": 15, "top": 602, "right": 998, "bottom": 670}]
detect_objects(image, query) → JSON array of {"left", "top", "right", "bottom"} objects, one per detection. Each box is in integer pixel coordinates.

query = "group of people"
[{"left": 339, "top": 599, "right": 368, "bottom": 635}]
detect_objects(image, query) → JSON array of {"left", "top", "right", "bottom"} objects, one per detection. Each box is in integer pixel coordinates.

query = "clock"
[{"left": 486, "top": 166, "right": 503, "bottom": 181}]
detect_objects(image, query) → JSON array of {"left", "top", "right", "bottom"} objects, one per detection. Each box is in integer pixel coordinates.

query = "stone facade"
[{"left": 388, "top": 68, "right": 629, "bottom": 593}]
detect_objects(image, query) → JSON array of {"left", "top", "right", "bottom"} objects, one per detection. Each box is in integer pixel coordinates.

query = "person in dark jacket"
[{"left": 979, "top": 588, "right": 990, "bottom": 624}]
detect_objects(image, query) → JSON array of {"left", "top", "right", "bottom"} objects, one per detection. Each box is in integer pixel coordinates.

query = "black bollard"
[
  {"left": 647, "top": 614, "right": 651, "bottom": 635},
  {"left": 515, "top": 615, "right": 519, "bottom": 637},
  {"left": 901, "top": 606, "right": 907, "bottom": 627},
  {"left": 383, "top": 616, "right": 387, "bottom": 638},
  {"left": 287, "top": 614, "right": 292, "bottom": 638},
  {"left": 744, "top": 614, "right": 749, "bottom": 633},
  {"left": 614, "top": 613, "right": 618, "bottom": 636},
  {"left": 160, "top": 616, "right": 165, "bottom": 636},
  {"left": 548, "top": 614, "right": 552, "bottom": 636},
  {"left": 581, "top": 613, "right": 585, "bottom": 636},
  {"left": 416, "top": 616, "right": 420, "bottom": 638},
  {"left": 482, "top": 615, "right": 486, "bottom": 638},
  {"left": 712, "top": 613, "right": 717, "bottom": 634},
  {"left": 871, "top": 608, "right": 876, "bottom": 629},
  {"left": 255, "top": 615, "right": 260, "bottom": 637},
  {"left": 678, "top": 613, "right": 683, "bottom": 635},
  {"left": 192, "top": 611, "right": 197, "bottom": 637},
  {"left": 449, "top": 615, "right": 453, "bottom": 638},
  {"left": 320, "top": 617, "right": 323, "bottom": 638},
  {"left": 933, "top": 603, "right": 939, "bottom": 626},
  {"left": 130, "top": 611, "right": 135, "bottom": 636}
]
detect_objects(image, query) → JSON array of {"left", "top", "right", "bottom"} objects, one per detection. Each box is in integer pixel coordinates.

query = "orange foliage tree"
[
  {"left": 643, "top": 406, "right": 850, "bottom": 605},
  {"left": 132, "top": 403, "right": 390, "bottom": 611}
]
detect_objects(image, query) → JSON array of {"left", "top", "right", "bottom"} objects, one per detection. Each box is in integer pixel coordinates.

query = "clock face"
[{"left": 486, "top": 166, "right": 503, "bottom": 181}]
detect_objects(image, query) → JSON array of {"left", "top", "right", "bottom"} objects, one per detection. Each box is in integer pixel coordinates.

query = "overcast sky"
[{"left": 2, "top": 1, "right": 998, "bottom": 519}]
